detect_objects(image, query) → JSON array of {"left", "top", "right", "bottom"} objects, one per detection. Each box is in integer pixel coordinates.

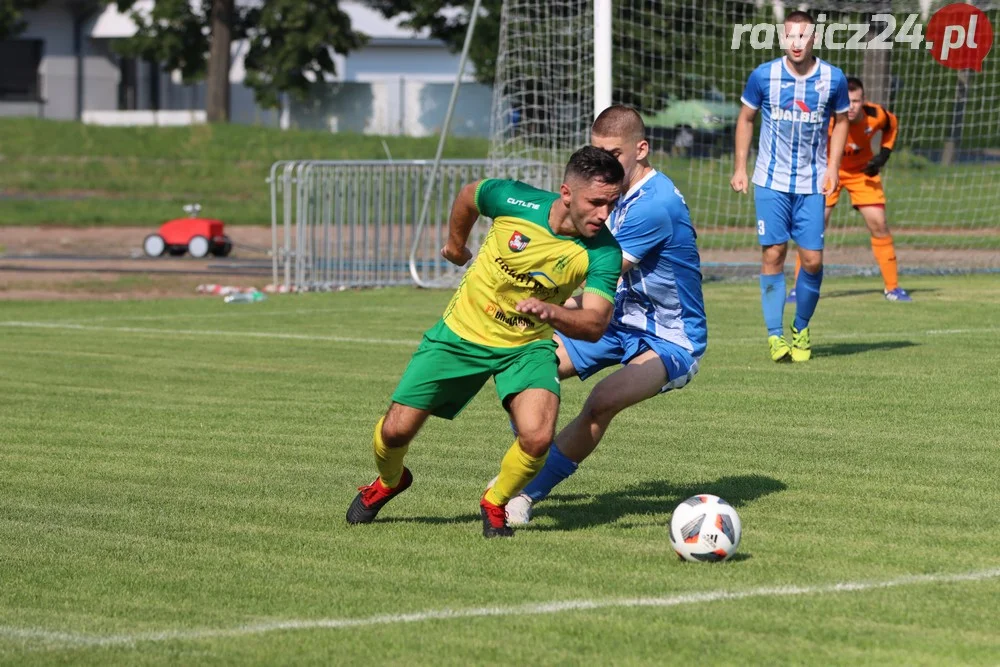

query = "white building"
[{"left": 0, "top": 0, "right": 493, "bottom": 137}]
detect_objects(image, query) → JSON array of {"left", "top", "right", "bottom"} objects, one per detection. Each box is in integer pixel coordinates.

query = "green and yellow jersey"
[{"left": 442, "top": 178, "right": 622, "bottom": 348}]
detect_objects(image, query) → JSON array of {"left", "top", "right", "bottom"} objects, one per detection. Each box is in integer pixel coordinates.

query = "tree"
[
  {"left": 363, "top": 0, "right": 758, "bottom": 131},
  {"left": 0, "top": 0, "right": 43, "bottom": 40},
  {"left": 241, "top": 0, "right": 365, "bottom": 110},
  {"left": 111, "top": 0, "right": 366, "bottom": 122},
  {"left": 362, "top": 0, "right": 502, "bottom": 86}
]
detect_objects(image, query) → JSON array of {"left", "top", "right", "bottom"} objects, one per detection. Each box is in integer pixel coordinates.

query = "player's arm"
[
  {"left": 731, "top": 104, "right": 757, "bottom": 194},
  {"left": 732, "top": 69, "right": 762, "bottom": 194},
  {"left": 440, "top": 181, "right": 480, "bottom": 266},
  {"left": 825, "top": 112, "right": 849, "bottom": 195},
  {"left": 864, "top": 108, "right": 898, "bottom": 176},
  {"left": 562, "top": 256, "right": 632, "bottom": 310},
  {"left": 517, "top": 292, "right": 613, "bottom": 343},
  {"left": 881, "top": 108, "right": 899, "bottom": 149}
]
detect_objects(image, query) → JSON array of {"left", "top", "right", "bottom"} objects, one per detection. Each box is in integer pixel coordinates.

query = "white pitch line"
[
  {"left": 924, "top": 327, "right": 1000, "bottom": 335},
  {"left": 68, "top": 307, "right": 351, "bottom": 324},
  {"left": 0, "top": 321, "right": 997, "bottom": 350},
  {"left": 0, "top": 321, "right": 418, "bottom": 347},
  {"left": 3, "top": 568, "right": 999, "bottom": 649},
  {"left": 66, "top": 305, "right": 407, "bottom": 325}
]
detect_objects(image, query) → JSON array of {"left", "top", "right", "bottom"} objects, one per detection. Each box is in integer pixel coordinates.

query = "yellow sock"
[
  {"left": 484, "top": 440, "right": 548, "bottom": 506},
  {"left": 871, "top": 235, "right": 899, "bottom": 291},
  {"left": 373, "top": 417, "right": 408, "bottom": 488}
]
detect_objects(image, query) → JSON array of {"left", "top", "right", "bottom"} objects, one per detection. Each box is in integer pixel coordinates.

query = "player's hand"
[
  {"left": 822, "top": 171, "right": 840, "bottom": 196},
  {"left": 730, "top": 170, "right": 749, "bottom": 194},
  {"left": 516, "top": 297, "right": 556, "bottom": 321},
  {"left": 863, "top": 161, "right": 881, "bottom": 177},
  {"left": 440, "top": 244, "right": 472, "bottom": 266}
]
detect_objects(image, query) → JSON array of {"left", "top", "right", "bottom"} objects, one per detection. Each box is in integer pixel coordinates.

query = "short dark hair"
[
  {"left": 847, "top": 76, "right": 864, "bottom": 93},
  {"left": 592, "top": 105, "right": 646, "bottom": 143},
  {"left": 785, "top": 9, "right": 815, "bottom": 25},
  {"left": 563, "top": 145, "right": 625, "bottom": 186}
]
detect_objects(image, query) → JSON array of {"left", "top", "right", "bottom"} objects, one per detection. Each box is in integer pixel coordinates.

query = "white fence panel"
[{"left": 268, "top": 159, "right": 556, "bottom": 290}]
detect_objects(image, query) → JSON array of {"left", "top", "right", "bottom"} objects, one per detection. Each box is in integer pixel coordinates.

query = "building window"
[{"left": 0, "top": 39, "right": 43, "bottom": 102}]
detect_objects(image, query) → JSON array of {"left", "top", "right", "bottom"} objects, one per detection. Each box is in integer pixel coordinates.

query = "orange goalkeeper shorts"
[{"left": 826, "top": 170, "right": 886, "bottom": 208}]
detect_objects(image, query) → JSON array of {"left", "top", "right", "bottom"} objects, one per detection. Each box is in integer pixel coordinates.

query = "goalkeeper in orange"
[{"left": 789, "top": 76, "right": 911, "bottom": 303}]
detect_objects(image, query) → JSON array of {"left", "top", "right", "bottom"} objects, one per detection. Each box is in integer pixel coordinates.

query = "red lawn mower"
[{"left": 143, "top": 204, "right": 233, "bottom": 258}]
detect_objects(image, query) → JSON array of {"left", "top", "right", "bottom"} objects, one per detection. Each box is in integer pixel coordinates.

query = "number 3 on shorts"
[{"left": 757, "top": 218, "right": 766, "bottom": 235}]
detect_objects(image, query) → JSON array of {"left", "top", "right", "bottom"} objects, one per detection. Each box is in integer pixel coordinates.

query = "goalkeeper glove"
[{"left": 863, "top": 147, "right": 892, "bottom": 177}]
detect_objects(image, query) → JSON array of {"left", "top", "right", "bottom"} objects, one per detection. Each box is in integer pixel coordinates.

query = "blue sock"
[
  {"left": 793, "top": 267, "right": 823, "bottom": 330},
  {"left": 520, "top": 444, "right": 577, "bottom": 502},
  {"left": 759, "top": 273, "right": 786, "bottom": 337}
]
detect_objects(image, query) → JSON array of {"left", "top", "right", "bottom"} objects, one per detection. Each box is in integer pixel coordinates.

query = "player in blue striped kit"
[
  {"left": 731, "top": 10, "right": 850, "bottom": 362},
  {"left": 502, "top": 105, "right": 707, "bottom": 525}
]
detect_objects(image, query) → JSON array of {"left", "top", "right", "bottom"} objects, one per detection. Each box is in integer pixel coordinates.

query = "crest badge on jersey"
[{"left": 508, "top": 231, "right": 531, "bottom": 252}]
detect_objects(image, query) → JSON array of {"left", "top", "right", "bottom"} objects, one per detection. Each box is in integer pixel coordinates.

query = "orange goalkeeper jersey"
[{"left": 829, "top": 102, "right": 898, "bottom": 173}]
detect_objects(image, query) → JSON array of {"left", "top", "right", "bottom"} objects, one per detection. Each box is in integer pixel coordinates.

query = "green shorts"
[{"left": 391, "top": 319, "right": 560, "bottom": 420}]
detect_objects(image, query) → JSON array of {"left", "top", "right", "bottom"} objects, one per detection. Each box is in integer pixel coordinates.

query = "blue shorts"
[
  {"left": 557, "top": 323, "right": 700, "bottom": 394},
  {"left": 754, "top": 186, "right": 825, "bottom": 250}
]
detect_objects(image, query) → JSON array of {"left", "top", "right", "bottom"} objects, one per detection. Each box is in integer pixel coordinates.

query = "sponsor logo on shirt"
[
  {"left": 484, "top": 302, "right": 534, "bottom": 330},
  {"left": 492, "top": 257, "right": 559, "bottom": 299},
  {"left": 506, "top": 197, "right": 540, "bottom": 210},
  {"left": 774, "top": 104, "right": 824, "bottom": 123}
]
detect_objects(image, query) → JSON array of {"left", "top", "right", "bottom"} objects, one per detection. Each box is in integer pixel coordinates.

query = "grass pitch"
[{"left": 1, "top": 274, "right": 999, "bottom": 664}]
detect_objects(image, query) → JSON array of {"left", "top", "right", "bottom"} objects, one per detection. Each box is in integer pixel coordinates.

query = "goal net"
[{"left": 487, "top": 0, "right": 1000, "bottom": 276}]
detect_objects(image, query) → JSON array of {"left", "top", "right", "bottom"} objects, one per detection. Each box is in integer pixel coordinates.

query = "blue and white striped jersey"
[
  {"left": 610, "top": 170, "right": 707, "bottom": 358},
  {"left": 741, "top": 57, "right": 850, "bottom": 195}
]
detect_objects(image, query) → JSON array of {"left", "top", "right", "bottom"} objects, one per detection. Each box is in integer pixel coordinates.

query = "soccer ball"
[{"left": 669, "top": 494, "right": 742, "bottom": 562}]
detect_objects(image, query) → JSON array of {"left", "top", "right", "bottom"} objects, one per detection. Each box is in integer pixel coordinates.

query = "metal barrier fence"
[{"left": 268, "top": 159, "right": 557, "bottom": 291}]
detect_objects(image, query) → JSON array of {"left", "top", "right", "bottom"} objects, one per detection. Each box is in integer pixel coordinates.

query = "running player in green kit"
[{"left": 346, "top": 146, "right": 624, "bottom": 538}]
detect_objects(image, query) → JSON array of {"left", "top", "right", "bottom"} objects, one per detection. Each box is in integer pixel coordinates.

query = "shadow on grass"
[
  {"left": 900, "top": 287, "right": 937, "bottom": 298},
  {"left": 378, "top": 514, "right": 478, "bottom": 526},
  {"left": 818, "top": 288, "right": 884, "bottom": 300},
  {"left": 820, "top": 287, "right": 938, "bottom": 300},
  {"left": 374, "top": 474, "right": 786, "bottom": 532},
  {"left": 530, "top": 474, "right": 787, "bottom": 532},
  {"left": 814, "top": 340, "right": 918, "bottom": 358}
]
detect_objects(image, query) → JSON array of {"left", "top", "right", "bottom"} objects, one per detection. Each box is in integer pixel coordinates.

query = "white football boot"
[{"left": 504, "top": 493, "right": 534, "bottom": 526}]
